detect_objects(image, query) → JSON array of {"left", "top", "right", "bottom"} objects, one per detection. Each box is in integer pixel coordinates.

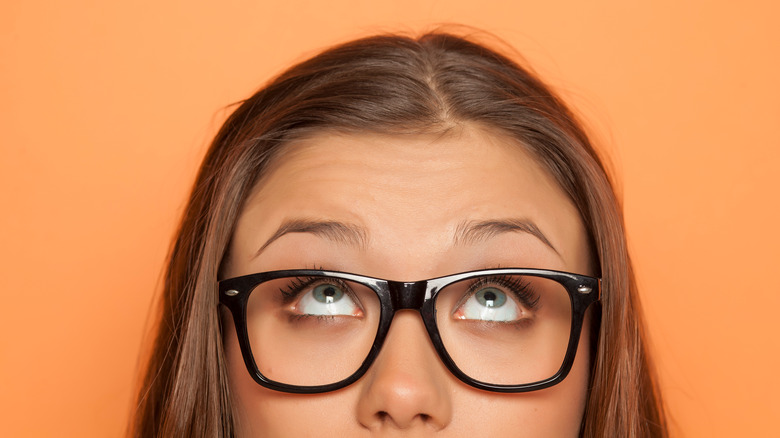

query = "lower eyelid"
[{"left": 285, "top": 313, "right": 356, "bottom": 325}]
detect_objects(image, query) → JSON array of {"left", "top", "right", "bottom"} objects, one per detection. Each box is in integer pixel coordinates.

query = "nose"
[{"left": 355, "top": 310, "right": 453, "bottom": 431}]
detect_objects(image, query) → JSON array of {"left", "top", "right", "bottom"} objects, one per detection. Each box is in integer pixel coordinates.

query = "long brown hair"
[{"left": 129, "top": 30, "right": 667, "bottom": 437}]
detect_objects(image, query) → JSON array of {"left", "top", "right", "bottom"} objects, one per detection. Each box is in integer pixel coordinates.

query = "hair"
[{"left": 129, "top": 30, "right": 667, "bottom": 437}]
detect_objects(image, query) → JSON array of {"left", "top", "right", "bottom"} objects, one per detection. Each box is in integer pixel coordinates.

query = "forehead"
[
  {"left": 253, "top": 128, "right": 567, "bottom": 216},
  {"left": 231, "top": 128, "right": 590, "bottom": 277}
]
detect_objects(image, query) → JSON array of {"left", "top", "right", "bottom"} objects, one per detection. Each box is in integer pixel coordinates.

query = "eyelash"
[
  {"left": 278, "top": 276, "right": 353, "bottom": 304},
  {"left": 464, "top": 275, "right": 541, "bottom": 310}
]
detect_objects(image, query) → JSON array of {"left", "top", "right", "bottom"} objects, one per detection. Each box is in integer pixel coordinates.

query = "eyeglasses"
[{"left": 219, "top": 268, "right": 600, "bottom": 394}]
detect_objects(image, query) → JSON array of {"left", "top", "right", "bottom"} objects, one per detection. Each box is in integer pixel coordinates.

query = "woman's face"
[{"left": 222, "top": 128, "right": 594, "bottom": 437}]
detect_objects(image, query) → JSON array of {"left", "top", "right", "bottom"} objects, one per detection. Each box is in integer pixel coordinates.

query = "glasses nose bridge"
[{"left": 387, "top": 280, "right": 429, "bottom": 310}]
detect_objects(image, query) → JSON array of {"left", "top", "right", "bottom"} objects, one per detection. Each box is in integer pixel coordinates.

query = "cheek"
[
  {"left": 459, "top": 306, "right": 592, "bottom": 437},
  {"left": 222, "top": 309, "right": 266, "bottom": 433},
  {"left": 222, "top": 309, "right": 357, "bottom": 435},
  {"left": 222, "top": 309, "right": 276, "bottom": 434},
  {"left": 448, "top": 317, "right": 591, "bottom": 437}
]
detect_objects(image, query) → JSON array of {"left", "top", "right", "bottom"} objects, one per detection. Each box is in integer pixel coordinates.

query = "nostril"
[{"left": 375, "top": 410, "right": 433, "bottom": 426}]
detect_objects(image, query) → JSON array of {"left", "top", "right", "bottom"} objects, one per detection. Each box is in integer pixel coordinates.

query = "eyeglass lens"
[{"left": 244, "top": 274, "right": 572, "bottom": 387}]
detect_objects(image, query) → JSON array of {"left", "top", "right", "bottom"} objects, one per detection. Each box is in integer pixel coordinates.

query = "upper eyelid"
[
  {"left": 464, "top": 275, "right": 530, "bottom": 293},
  {"left": 246, "top": 269, "right": 572, "bottom": 304},
  {"left": 279, "top": 276, "right": 350, "bottom": 300}
]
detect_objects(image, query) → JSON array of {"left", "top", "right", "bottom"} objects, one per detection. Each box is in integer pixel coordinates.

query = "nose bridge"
[{"left": 388, "top": 280, "right": 427, "bottom": 310}]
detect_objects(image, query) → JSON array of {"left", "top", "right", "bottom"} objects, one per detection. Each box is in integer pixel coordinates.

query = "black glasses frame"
[{"left": 219, "top": 268, "right": 601, "bottom": 394}]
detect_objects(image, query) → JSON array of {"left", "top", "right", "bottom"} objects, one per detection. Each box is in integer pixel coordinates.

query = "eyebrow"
[
  {"left": 255, "top": 217, "right": 558, "bottom": 259},
  {"left": 255, "top": 218, "right": 368, "bottom": 257},
  {"left": 452, "top": 219, "right": 559, "bottom": 255}
]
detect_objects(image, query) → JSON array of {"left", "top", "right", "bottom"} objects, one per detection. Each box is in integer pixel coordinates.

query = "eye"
[
  {"left": 293, "top": 281, "right": 362, "bottom": 317},
  {"left": 450, "top": 276, "right": 538, "bottom": 323}
]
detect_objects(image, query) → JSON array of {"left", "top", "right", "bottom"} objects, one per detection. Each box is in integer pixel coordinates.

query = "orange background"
[{"left": 1, "top": 1, "right": 778, "bottom": 436}]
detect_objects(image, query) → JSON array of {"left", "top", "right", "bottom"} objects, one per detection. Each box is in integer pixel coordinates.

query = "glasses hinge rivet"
[
  {"left": 577, "top": 286, "right": 592, "bottom": 294},
  {"left": 225, "top": 289, "right": 240, "bottom": 296}
]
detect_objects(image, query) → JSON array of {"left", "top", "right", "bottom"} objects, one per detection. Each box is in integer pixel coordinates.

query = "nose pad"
[{"left": 355, "top": 310, "right": 453, "bottom": 430}]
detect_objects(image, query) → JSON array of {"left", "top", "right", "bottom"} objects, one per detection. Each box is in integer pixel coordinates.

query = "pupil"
[
  {"left": 483, "top": 291, "right": 496, "bottom": 301},
  {"left": 323, "top": 287, "right": 336, "bottom": 297}
]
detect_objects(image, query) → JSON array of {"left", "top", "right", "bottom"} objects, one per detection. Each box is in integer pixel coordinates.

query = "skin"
[{"left": 222, "top": 127, "right": 594, "bottom": 437}]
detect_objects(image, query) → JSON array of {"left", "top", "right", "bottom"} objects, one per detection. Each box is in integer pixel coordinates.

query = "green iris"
[
  {"left": 475, "top": 287, "right": 507, "bottom": 308},
  {"left": 312, "top": 284, "right": 344, "bottom": 304}
]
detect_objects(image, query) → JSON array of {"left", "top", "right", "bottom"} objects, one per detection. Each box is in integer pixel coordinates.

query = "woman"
[{"left": 130, "top": 30, "right": 667, "bottom": 437}]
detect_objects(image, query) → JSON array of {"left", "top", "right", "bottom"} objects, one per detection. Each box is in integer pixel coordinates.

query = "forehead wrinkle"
[
  {"left": 453, "top": 218, "right": 560, "bottom": 255},
  {"left": 255, "top": 218, "right": 368, "bottom": 258}
]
